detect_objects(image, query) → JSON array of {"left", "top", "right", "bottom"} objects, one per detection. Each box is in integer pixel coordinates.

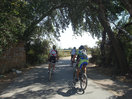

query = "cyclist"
[
  {"left": 48, "top": 45, "right": 58, "bottom": 72},
  {"left": 70, "top": 47, "right": 76, "bottom": 64},
  {"left": 75, "top": 45, "right": 88, "bottom": 81}
]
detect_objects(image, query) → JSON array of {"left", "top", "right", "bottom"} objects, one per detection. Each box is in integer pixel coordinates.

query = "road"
[{"left": 0, "top": 57, "right": 119, "bottom": 99}]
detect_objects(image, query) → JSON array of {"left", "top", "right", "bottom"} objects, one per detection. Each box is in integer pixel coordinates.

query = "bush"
[
  {"left": 26, "top": 39, "right": 49, "bottom": 65},
  {"left": 89, "top": 47, "right": 101, "bottom": 65}
]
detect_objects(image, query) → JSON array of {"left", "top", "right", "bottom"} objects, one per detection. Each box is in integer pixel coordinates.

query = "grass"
[{"left": 58, "top": 50, "right": 71, "bottom": 57}]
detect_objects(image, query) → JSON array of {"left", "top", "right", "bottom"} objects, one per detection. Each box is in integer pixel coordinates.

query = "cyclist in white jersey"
[
  {"left": 48, "top": 45, "right": 58, "bottom": 72},
  {"left": 70, "top": 47, "right": 76, "bottom": 63}
]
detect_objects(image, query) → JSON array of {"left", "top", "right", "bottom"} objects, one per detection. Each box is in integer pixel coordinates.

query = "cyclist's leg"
[
  {"left": 83, "top": 65, "right": 87, "bottom": 74},
  {"left": 48, "top": 57, "right": 52, "bottom": 71},
  {"left": 52, "top": 56, "right": 56, "bottom": 71},
  {"left": 48, "top": 63, "right": 51, "bottom": 71},
  {"left": 76, "top": 60, "right": 82, "bottom": 80},
  {"left": 53, "top": 63, "right": 55, "bottom": 71},
  {"left": 71, "top": 55, "right": 73, "bottom": 62},
  {"left": 76, "top": 68, "right": 80, "bottom": 80},
  {"left": 73, "top": 54, "right": 76, "bottom": 62}
]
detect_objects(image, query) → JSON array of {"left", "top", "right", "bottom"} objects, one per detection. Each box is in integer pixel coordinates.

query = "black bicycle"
[{"left": 73, "top": 65, "right": 88, "bottom": 90}]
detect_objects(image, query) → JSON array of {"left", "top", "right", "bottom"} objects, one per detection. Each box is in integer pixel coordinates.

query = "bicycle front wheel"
[{"left": 80, "top": 73, "right": 87, "bottom": 90}]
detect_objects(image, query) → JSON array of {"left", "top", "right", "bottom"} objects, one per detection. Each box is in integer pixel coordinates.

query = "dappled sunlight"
[
  {"left": 1, "top": 57, "right": 130, "bottom": 99},
  {"left": 0, "top": 83, "right": 45, "bottom": 98},
  {"left": 92, "top": 81, "right": 131, "bottom": 97},
  {"left": 56, "top": 64, "right": 71, "bottom": 67},
  {"left": 0, "top": 58, "right": 74, "bottom": 99},
  {"left": 87, "top": 66, "right": 132, "bottom": 97}
]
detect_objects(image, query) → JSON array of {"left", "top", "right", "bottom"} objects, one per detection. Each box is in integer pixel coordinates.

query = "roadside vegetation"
[{"left": 58, "top": 49, "right": 71, "bottom": 57}]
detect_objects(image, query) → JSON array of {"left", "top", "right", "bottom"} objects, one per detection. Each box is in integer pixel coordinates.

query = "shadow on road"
[
  {"left": 1, "top": 58, "right": 131, "bottom": 99},
  {"left": 0, "top": 58, "right": 77, "bottom": 99},
  {"left": 57, "top": 87, "right": 85, "bottom": 97},
  {"left": 87, "top": 66, "right": 132, "bottom": 99}
]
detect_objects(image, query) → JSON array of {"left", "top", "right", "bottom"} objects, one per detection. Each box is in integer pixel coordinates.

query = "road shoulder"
[{"left": 87, "top": 64, "right": 132, "bottom": 99}]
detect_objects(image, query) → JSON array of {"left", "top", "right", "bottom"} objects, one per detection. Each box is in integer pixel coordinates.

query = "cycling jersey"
[
  {"left": 49, "top": 49, "right": 57, "bottom": 56},
  {"left": 49, "top": 49, "right": 58, "bottom": 63},
  {"left": 71, "top": 49, "right": 76, "bottom": 55},
  {"left": 77, "top": 50, "right": 88, "bottom": 68}
]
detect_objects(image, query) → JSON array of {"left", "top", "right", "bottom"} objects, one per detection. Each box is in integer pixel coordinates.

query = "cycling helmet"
[
  {"left": 79, "top": 45, "right": 85, "bottom": 50},
  {"left": 53, "top": 45, "right": 56, "bottom": 49},
  {"left": 73, "top": 47, "right": 76, "bottom": 49}
]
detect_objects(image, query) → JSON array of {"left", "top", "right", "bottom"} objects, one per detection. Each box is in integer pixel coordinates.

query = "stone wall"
[{"left": 0, "top": 43, "right": 26, "bottom": 74}]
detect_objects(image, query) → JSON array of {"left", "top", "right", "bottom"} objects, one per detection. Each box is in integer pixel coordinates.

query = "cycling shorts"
[
  {"left": 49, "top": 56, "right": 56, "bottom": 63},
  {"left": 78, "top": 59, "right": 88, "bottom": 69}
]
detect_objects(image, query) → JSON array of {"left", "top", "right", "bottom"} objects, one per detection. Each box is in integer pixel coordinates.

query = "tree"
[
  {"left": 1, "top": 0, "right": 131, "bottom": 73},
  {"left": 119, "top": 0, "right": 132, "bottom": 17},
  {"left": 97, "top": 0, "right": 129, "bottom": 73},
  {"left": 61, "top": 0, "right": 130, "bottom": 73}
]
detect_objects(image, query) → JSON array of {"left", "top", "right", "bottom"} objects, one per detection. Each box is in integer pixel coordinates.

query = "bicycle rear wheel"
[{"left": 80, "top": 73, "right": 87, "bottom": 90}]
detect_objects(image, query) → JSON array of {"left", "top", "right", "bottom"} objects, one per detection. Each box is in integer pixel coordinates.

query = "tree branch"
[{"left": 23, "top": 3, "right": 70, "bottom": 40}]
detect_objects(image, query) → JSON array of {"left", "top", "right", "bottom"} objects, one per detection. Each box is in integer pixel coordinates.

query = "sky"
[{"left": 56, "top": 26, "right": 99, "bottom": 49}]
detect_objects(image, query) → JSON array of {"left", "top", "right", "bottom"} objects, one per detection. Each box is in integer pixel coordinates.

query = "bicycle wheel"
[{"left": 80, "top": 73, "right": 87, "bottom": 90}]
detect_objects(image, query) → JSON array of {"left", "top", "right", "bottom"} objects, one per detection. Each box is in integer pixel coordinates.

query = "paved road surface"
[{"left": 0, "top": 57, "right": 117, "bottom": 99}]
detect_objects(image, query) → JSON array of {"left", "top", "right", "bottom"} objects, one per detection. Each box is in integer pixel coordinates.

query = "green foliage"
[
  {"left": 0, "top": 0, "right": 26, "bottom": 54},
  {"left": 89, "top": 47, "right": 101, "bottom": 65},
  {"left": 0, "top": 0, "right": 132, "bottom": 72},
  {"left": 90, "top": 41, "right": 118, "bottom": 67},
  {"left": 118, "top": 24, "right": 132, "bottom": 69},
  {"left": 26, "top": 39, "right": 49, "bottom": 65}
]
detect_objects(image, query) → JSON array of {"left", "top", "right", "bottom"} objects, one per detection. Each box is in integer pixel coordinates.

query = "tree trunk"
[
  {"left": 97, "top": 0, "right": 129, "bottom": 74},
  {"left": 100, "top": 30, "right": 106, "bottom": 67}
]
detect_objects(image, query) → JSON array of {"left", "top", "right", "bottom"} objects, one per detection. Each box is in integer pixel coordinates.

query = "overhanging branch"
[{"left": 23, "top": 3, "right": 70, "bottom": 40}]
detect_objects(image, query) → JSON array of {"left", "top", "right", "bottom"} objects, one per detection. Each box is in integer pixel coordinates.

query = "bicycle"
[{"left": 73, "top": 65, "right": 88, "bottom": 90}]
